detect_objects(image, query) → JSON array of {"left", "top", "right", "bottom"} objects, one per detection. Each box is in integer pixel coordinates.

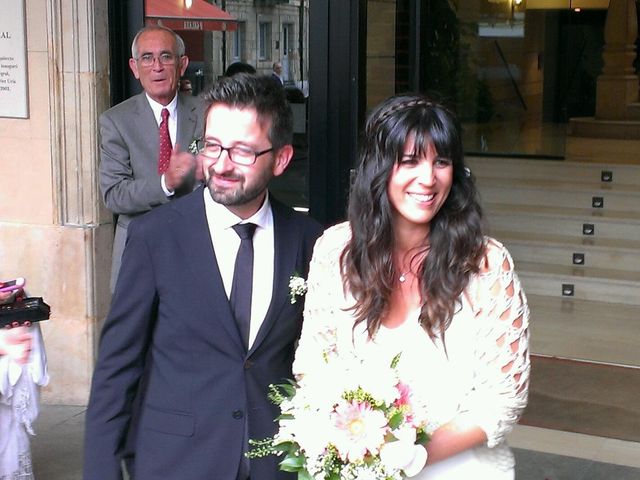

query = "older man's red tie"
[{"left": 158, "top": 108, "right": 172, "bottom": 174}]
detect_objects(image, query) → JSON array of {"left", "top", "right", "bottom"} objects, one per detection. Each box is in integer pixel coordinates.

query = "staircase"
[{"left": 467, "top": 156, "right": 640, "bottom": 367}]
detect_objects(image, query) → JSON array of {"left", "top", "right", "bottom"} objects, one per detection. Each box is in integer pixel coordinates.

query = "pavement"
[
  {"left": 32, "top": 405, "right": 85, "bottom": 480},
  {"left": 30, "top": 404, "right": 640, "bottom": 480}
]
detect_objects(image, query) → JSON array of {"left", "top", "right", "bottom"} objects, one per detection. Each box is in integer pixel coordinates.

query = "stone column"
[
  {"left": 595, "top": 0, "right": 638, "bottom": 120},
  {"left": 45, "top": 0, "right": 113, "bottom": 404}
]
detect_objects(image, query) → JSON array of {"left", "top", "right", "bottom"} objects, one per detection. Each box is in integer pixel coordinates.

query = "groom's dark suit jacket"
[{"left": 83, "top": 187, "right": 323, "bottom": 480}]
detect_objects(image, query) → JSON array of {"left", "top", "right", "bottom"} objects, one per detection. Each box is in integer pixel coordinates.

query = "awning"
[{"left": 145, "top": 0, "right": 238, "bottom": 32}]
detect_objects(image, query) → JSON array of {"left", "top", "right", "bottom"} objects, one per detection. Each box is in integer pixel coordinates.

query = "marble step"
[
  {"left": 527, "top": 294, "right": 640, "bottom": 367},
  {"left": 476, "top": 177, "right": 640, "bottom": 213},
  {"left": 627, "top": 102, "right": 640, "bottom": 120},
  {"left": 467, "top": 156, "right": 640, "bottom": 185},
  {"left": 516, "top": 261, "right": 640, "bottom": 306},
  {"left": 568, "top": 116, "right": 640, "bottom": 139},
  {"left": 493, "top": 230, "right": 640, "bottom": 272},
  {"left": 484, "top": 203, "right": 640, "bottom": 242}
]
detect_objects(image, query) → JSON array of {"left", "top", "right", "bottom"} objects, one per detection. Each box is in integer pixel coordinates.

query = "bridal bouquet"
[{"left": 249, "top": 353, "right": 429, "bottom": 479}]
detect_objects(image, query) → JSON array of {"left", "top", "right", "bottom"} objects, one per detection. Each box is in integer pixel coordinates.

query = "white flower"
[
  {"left": 347, "top": 465, "right": 384, "bottom": 480},
  {"left": 379, "top": 439, "right": 416, "bottom": 472},
  {"left": 380, "top": 442, "right": 428, "bottom": 477},
  {"left": 331, "top": 399, "right": 388, "bottom": 463},
  {"left": 277, "top": 403, "right": 331, "bottom": 461},
  {"left": 288, "top": 275, "right": 307, "bottom": 304},
  {"left": 393, "top": 424, "right": 418, "bottom": 444}
]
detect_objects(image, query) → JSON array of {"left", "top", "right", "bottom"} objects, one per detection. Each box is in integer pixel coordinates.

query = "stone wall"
[{"left": 0, "top": 1, "right": 112, "bottom": 405}]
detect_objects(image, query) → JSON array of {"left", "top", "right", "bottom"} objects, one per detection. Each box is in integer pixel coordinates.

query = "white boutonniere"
[
  {"left": 288, "top": 275, "right": 307, "bottom": 304},
  {"left": 188, "top": 138, "right": 200, "bottom": 155}
]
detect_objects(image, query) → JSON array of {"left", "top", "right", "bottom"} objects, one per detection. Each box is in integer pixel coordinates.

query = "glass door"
[{"left": 365, "top": 0, "right": 610, "bottom": 158}]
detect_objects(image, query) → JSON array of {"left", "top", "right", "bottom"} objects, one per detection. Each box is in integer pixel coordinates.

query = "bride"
[{"left": 293, "top": 94, "right": 530, "bottom": 479}]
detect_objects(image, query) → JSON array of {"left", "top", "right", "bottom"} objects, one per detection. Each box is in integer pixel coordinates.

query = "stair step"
[
  {"left": 467, "top": 156, "right": 640, "bottom": 185},
  {"left": 494, "top": 230, "right": 640, "bottom": 272},
  {"left": 627, "top": 102, "right": 640, "bottom": 121},
  {"left": 565, "top": 136, "right": 640, "bottom": 164},
  {"left": 568, "top": 116, "right": 640, "bottom": 139},
  {"left": 476, "top": 177, "right": 640, "bottom": 213},
  {"left": 473, "top": 159, "right": 639, "bottom": 325},
  {"left": 485, "top": 203, "right": 640, "bottom": 242},
  {"left": 516, "top": 261, "right": 640, "bottom": 306},
  {"left": 528, "top": 294, "right": 640, "bottom": 366}
]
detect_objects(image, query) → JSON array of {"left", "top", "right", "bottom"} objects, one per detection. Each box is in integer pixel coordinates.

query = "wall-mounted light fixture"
[
  {"left": 185, "top": 0, "right": 193, "bottom": 8},
  {"left": 511, "top": 0, "right": 524, "bottom": 21},
  {"left": 526, "top": 0, "right": 605, "bottom": 9}
]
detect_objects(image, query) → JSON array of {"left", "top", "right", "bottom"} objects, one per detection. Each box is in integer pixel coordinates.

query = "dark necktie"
[
  {"left": 158, "top": 108, "right": 172, "bottom": 174},
  {"left": 230, "top": 223, "right": 257, "bottom": 349}
]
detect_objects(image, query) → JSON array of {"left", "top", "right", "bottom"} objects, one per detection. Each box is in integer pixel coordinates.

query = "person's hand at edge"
[
  {"left": 0, "top": 326, "right": 32, "bottom": 364},
  {"left": 0, "top": 284, "right": 24, "bottom": 304}
]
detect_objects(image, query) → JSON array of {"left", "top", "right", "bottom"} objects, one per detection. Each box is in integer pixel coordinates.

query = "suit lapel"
[
  {"left": 170, "top": 188, "right": 246, "bottom": 353},
  {"left": 132, "top": 93, "right": 160, "bottom": 169},
  {"left": 249, "top": 198, "right": 298, "bottom": 354},
  {"left": 176, "top": 94, "right": 198, "bottom": 149},
  {"left": 134, "top": 93, "right": 159, "bottom": 143}
]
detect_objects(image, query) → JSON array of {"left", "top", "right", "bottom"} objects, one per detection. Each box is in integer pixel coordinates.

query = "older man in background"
[{"left": 99, "top": 26, "right": 205, "bottom": 291}]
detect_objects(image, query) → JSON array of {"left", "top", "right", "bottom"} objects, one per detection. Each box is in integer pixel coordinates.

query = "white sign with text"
[{"left": 0, "top": 0, "right": 29, "bottom": 118}]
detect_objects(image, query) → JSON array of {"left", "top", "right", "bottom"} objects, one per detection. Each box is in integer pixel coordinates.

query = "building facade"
[{"left": 172, "top": 1, "right": 309, "bottom": 95}]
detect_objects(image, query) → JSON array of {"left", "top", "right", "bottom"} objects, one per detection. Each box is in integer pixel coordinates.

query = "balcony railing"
[{"left": 254, "top": 0, "right": 289, "bottom": 5}]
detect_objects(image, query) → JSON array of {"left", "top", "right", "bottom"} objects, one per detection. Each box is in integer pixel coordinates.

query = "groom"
[{"left": 83, "top": 74, "right": 323, "bottom": 480}]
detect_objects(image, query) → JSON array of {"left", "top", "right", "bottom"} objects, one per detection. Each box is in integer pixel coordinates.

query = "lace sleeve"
[
  {"left": 458, "top": 238, "right": 530, "bottom": 448},
  {"left": 292, "top": 223, "right": 351, "bottom": 378}
]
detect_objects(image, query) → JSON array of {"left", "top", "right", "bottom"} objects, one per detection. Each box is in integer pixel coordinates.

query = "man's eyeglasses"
[
  {"left": 136, "top": 53, "right": 179, "bottom": 68},
  {"left": 197, "top": 140, "right": 274, "bottom": 166}
]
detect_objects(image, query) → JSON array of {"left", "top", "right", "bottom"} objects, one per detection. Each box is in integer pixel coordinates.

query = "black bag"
[{"left": 0, "top": 297, "right": 51, "bottom": 328}]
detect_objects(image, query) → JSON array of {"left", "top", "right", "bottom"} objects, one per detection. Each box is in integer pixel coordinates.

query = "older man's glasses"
[
  {"left": 136, "top": 53, "right": 179, "bottom": 68},
  {"left": 197, "top": 140, "right": 274, "bottom": 166}
]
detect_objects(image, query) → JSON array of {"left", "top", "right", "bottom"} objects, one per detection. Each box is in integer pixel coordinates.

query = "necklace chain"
[{"left": 398, "top": 248, "right": 428, "bottom": 283}]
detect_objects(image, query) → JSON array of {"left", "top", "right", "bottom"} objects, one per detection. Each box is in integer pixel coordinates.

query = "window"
[
  {"left": 282, "top": 23, "right": 294, "bottom": 55},
  {"left": 231, "top": 22, "right": 246, "bottom": 62},
  {"left": 258, "top": 22, "right": 272, "bottom": 60}
]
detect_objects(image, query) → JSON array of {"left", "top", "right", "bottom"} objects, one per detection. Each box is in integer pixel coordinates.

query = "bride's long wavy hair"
[{"left": 340, "top": 94, "right": 485, "bottom": 339}]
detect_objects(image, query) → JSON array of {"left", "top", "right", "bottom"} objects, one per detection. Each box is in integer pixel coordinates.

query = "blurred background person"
[
  {"left": 224, "top": 61, "right": 256, "bottom": 77},
  {"left": 179, "top": 78, "right": 193, "bottom": 95},
  {"left": 271, "top": 62, "right": 283, "bottom": 85}
]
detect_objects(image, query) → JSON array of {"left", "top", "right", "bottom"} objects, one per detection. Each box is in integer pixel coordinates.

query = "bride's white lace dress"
[{"left": 293, "top": 223, "right": 530, "bottom": 479}]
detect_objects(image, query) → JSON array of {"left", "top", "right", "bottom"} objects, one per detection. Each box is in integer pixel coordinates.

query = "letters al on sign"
[{"left": 0, "top": 0, "right": 29, "bottom": 119}]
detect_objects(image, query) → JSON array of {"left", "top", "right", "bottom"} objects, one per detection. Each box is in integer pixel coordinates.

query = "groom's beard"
[{"left": 206, "top": 164, "right": 273, "bottom": 208}]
